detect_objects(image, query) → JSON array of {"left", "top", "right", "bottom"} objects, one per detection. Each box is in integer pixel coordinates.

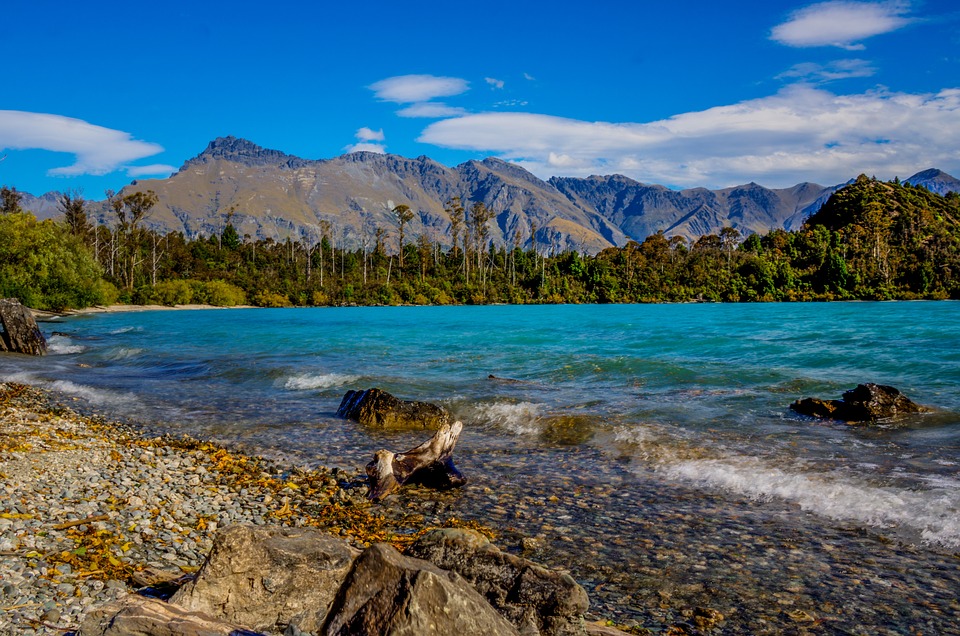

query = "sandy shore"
[
  {"left": 0, "top": 382, "right": 500, "bottom": 636},
  {"left": 31, "top": 304, "right": 257, "bottom": 320}
]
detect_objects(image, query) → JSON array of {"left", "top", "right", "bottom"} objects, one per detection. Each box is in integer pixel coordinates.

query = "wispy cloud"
[
  {"left": 368, "top": 75, "right": 469, "bottom": 103},
  {"left": 396, "top": 102, "right": 468, "bottom": 118},
  {"left": 126, "top": 164, "right": 177, "bottom": 178},
  {"left": 418, "top": 85, "right": 960, "bottom": 188},
  {"left": 776, "top": 58, "right": 877, "bottom": 82},
  {"left": 523, "top": 72, "right": 536, "bottom": 81},
  {"left": 485, "top": 77, "right": 505, "bottom": 89},
  {"left": 771, "top": 1, "right": 914, "bottom": 49},
  {"left": 345, "top": 127, "right": 386, "bottom": 154},
  {"left": 0, "top": 110, "right": 164, "bottom": 177}
]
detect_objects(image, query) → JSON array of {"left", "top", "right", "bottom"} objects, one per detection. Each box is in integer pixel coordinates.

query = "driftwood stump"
[
  {"left": 366, "top": 421, "right": 466, "bottom": 501},
  {"left": 0, "top": 298, "right": 46, "bottom": 355}
]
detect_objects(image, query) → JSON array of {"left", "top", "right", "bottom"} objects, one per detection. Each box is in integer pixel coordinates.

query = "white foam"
[
  {"left": 616, "top": 428, "right": 960, "bottom": 548},
  {"left": 105, "top": 347, "right": 144, "bottom": 360},
  {"left": 283, "top": 373, "right": 360, "bottom": 391},
  {"left": 47, "top": 380, "right": 134, "bottom": 407},
  {"left": 47, "top": 336, "right": 85, "bottom": 355},
  {"left": 475, "top": 402, "right": 542, "bottom": 435}
]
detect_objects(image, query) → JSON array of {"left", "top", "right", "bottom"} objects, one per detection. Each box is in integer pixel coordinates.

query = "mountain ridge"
[{"left": 19, "top": 136, "right": 960, "bottom": 254}]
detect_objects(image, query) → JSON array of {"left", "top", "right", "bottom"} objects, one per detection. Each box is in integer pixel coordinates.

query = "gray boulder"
[
  {"left": 322, "top": 542, "right": 520, "bottom": 636},
  {"left": 78, "top": 595, "right": 262, "bottom": 636},
  {"left": 336, "top": 388, "right": 452, "bottom": 430},
  {"left": 170, "top": 525, "right": 360, "bottom": 634},
  {"left": 406, "top": 528, "right": 589, "bottom": 636}
]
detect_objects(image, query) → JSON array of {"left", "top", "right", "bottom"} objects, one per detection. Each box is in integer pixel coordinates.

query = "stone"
[
  {"left": 406, "top": 528, "right": 590, "bottom": 636},
  {"left": 790, "top": 383, "right": 928, "bottom": 423},
  {"left": 78, "top": 595, "right": 262, "bottom": 636},
  {"left": 0, "top": 298, "right": 46, "bottom": 355},
  {"left": 322, "top": 542, "right": 520, "bottom": 636},
  {"left": 336, "top": 388, "right": 451, "bottom": 430},
  {"left": 170, "top": 524, "right": 360, "bottom": 634}
]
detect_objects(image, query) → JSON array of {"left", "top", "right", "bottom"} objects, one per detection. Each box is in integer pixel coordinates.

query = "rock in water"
[
  {"left": 336, "top": 387, "right": 451, "bottom": 430},
  {"left": 407, "top": 528, "right": 590, "bottom": 636},
  {"left": 790, "top": 383, "right": 928, "bottom": 423},
  {"left": 322, "top": 542, "right": 520, "bottom": 636},
  {"left": 0, "top": 298, "right": 46, "bottom": 355},
  {"left": 170, "top": 525, "right": 360, "bottom": 634}
]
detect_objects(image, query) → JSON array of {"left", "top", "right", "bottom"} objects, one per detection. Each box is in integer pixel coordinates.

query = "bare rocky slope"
[{"left": 21, "top": 136, "right": 960, "bottom": 254}]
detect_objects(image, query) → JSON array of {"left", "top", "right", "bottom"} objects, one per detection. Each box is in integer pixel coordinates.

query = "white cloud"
[
  {"left": 485, "top": 77, "right": 505, "bottom": 89},
  {"left": 356, "top": 127, "right": 385, "bottom": 141},
  {"left": 771, "top": 1, "right": 914, "bottom": 49},
  {"left": 777, "top": 59, "right": 877, "bottom": 82},
  {"left": 396, "top": 102, "right": 468, "bottom": 118},
  {"left": 344, "top": 142, "right": 386, "bottom": 154},
  {"left": 368, "top": 74, "right": 469, "bottom": 103},
  {"left": 418, "top": 85, "right": 960, "bottom": 188},
  {"left": 523, "top": 73, "right": 536, "bottom": 81},
  {"left": 126, "top": 164, "right": 177, "bottom": 178},
  {"left": 0, "top": 110, "right": 164, "bottom": 177}
]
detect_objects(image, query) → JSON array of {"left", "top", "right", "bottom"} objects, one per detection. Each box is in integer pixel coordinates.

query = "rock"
[
  {"left": 790, "top": 383, "right": 928, "bottom": 423},
  {"left": 322, "top": 542, "right": 520, "bottom": 636},
  {"left": 170, "top": 525, "right": 360, "bottom": 634},
  {"left": 0, "top": 298, "right": 46, "bottom": 355},
  {"left": 336, "top": 388, "right": 451, "bottom": 430},
  {"left": 78, "top": 595, "right": 262, "bottom": 636},
  {"left": 585, "top": 622, "right": 633, "bottom": 636},
  {"left": 406, "top": 528, "right": 590, "bottom": 636}
]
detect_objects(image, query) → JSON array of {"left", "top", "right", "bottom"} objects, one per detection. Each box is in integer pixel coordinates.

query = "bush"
[
  {"left": 204, "top": 280, "right": 247, "bottom": 307},
  {"left": 253, "top": 290, "right": 292, "bottom": 307}
]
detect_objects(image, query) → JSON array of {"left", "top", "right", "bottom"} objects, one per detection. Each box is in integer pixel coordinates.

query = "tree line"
[{"left": 1, "top": 174, "right": 958, "bottom": 312}]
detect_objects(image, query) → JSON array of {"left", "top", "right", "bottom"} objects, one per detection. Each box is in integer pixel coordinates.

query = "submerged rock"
[
  {"left": 336, "top": 387, "right": 451, "bottom": 430},
  {"left": 790, "top": 383, "right": 928, "bottom": 423}
]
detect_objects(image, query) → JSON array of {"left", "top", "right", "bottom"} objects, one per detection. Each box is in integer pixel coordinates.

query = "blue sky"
[{"left": 2, "top": 0, "right": 958, "bottom": 196}]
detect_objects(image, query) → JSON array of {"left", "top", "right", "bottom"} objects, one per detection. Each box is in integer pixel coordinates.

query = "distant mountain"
[
  {"left": 904, "top": 169, "right": 960, "bottom": 196},
  {"left": 18, "top": 137, "right": 960, "bottom": 254}
]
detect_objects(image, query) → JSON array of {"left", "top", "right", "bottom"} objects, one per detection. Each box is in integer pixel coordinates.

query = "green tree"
[{"left": 392, "top": 204, "right": 414, "bottom": 268}]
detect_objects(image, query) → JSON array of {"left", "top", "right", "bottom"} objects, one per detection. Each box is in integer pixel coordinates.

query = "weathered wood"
[
  {"left": 0, "top": 298, "right": 46, "bottom": 355},
  {"left": 366, "top": 421, "right": 466, "bottom": 501}
]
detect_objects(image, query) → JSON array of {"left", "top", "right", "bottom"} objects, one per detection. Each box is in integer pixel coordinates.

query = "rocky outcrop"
[
  {"left": 0, "top": 299, "right": 46, "bottom": 355},
  {"left": 322, "top": 542, "right": 520, "bottom": 636},
  {"left": 170, "top": 525, "right": 360, "bottom": 634},
  {"left": 407, "top": 528, "right": 590, "bottom": 636},
  {"left": 336, "top": 387, "right": 451, "bottom": 430},
  {"left": 790, "top": 383, "right": 928, "bottom": 423},
  {"left": 83, "top": 524, "right": 588, "bottom": 636},
  {"left": 79, "top": 595, "right": 259, "bottom": 636}
]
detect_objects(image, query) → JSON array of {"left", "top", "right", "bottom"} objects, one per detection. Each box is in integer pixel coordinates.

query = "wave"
[
  {"left": 103, "top": 347, "right": 144, "bottom": 361},
  {"left": 472, "top": 401, "right": 542, "bottom": 435},
  {"left": 47, "top": 335, "right": 85, "bottom": 355},
  {"left": 615, "top": 427, "right": 960, "bottom": 548},
  {"left": 46, "top": 380, "right": 137, "bottom": 408},
  {"left": 282, "top": 373, "right": 361, "bottom": 391}
]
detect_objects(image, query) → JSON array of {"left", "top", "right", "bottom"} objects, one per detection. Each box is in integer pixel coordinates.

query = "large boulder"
[
  {"left": 406, "top": 528, "right": 590, "bottom": 636},
  {"left": 336, "top": 388, "right": 451, "bottom": 430},
  {"left": 322, "top": 542, "right": 520, "bottom": 636},
  {"left": 78, "top": 595, "right": 262, "bottom": 636},
  {"left": 0, "top": 298, "right": 46, "bottom": 355},
  {"left": 170, "top": 525, "right": 360, "bottom": 634},
  {"left": 790, "top": 383, "right": 928, "bottom": 423}
]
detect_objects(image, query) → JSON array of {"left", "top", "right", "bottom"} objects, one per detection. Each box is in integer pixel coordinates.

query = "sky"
[{"left": 2, "top": 0, "right": 958, "bottom": 197}]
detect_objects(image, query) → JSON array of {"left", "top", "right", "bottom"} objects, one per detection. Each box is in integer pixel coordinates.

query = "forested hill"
[
  {"left": 2, "top": 172, "right": 959, "bottom": 311},
  {"left": 798, "top": 175, "right": 960, "bottom": 298}
]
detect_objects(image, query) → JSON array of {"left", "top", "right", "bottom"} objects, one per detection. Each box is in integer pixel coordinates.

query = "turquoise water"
[{"left": 7, "top": 302, "right": 959, "bottom": 549}]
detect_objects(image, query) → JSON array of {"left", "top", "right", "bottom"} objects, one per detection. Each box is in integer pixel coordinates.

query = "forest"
[{"left": 1, "top": 175, "right": 959, "bottom": 311}]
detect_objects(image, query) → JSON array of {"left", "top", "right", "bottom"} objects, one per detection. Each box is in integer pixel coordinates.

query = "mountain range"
[{"left": 20, "top": 137, "right": 960, "bottom": 254}]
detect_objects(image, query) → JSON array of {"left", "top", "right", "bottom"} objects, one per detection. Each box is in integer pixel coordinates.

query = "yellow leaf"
[{"left": 107, "top": 555, "right": 121, "bottom": 567}]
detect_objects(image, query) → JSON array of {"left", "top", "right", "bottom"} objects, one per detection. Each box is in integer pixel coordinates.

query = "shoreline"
[{"left": 0, "top": 382, "right": 526, "bottom": 635}]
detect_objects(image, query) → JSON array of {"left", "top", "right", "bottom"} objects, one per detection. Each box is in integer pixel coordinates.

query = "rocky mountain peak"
[{"left": 181, "top": 136, "right": 306, "bottom": 170}]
